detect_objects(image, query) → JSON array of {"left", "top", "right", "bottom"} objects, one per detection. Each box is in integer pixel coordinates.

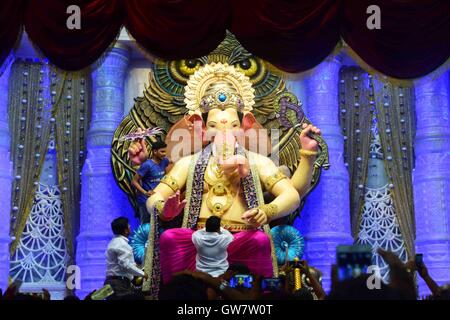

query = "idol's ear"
[
  {"left": 188, "top": 113, "right": 205, "bottom": 129},
  {"left": 188, "top": 113, "right": 207, "bottom": 144},
  {"left": 241, "top": 112, "right": 257, "bottom": 131},
  {"left": 165, "top": 114, "right": 206, "bottom": 162},
  {"left": 239, "top": 112, "right": 272, "bottom": 154}
]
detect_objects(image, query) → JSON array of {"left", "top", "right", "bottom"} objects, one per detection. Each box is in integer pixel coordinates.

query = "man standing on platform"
[
  {"left": 131, "top": 139, "right": 170, "bottom": 223},
  {"left": 105, "top": 217, "right": 148, "bottom": 299}
]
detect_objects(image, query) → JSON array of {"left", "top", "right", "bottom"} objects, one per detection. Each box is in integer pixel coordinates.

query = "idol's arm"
[
  {"left": 267, "top": 178, "right": 301, "bottom": 220},
  {"left": 146, "top": 155, "right": 192, "bottom": 221},
  {"left": 255, "top": 154, "right": 300, "bottom": 221},
  {"left": 291, "top": 123, "right": 321, "bottom": 199},
  {"left": 290, "top": 151, "right": 316, "bottom": 200}
]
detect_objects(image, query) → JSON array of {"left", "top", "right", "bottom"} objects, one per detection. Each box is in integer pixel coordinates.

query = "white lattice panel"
[{"left": 10, "top": 183, "right": 68, "bottom": 299}]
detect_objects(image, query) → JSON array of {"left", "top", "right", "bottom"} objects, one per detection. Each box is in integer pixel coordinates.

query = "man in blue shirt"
[{"left": 132, "top": 140, "right": 170, "bottom": 223}]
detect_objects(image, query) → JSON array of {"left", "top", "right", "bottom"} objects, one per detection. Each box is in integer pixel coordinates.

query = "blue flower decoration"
[
  {"left": 271, "top": 225, "right": 305, "bottom": 265},
  {"left": 130, "top": 223, "right": 165, "bottom": 264}
]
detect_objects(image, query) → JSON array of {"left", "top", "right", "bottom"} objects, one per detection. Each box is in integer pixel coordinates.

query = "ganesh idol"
[{"left": 128, "top": 63, "right": 321, "bottom": 295}]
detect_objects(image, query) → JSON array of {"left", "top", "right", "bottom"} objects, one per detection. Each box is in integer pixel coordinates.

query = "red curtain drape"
[
  {"left": 24, "top": 0, "right": 124, "bottom": 71},
  {"left": 230, "top": 0, "right": 341, "bottom": 73},
  {"left": 0, "top": 0, "right": 449, "bottom": 78},
  {"left": 0, "top": 0, "right": 25, "bottom": 72},
  {"left": 125, "top": 0, "right": 231, "bottom": 60},
  {"left": 341, "top": 0, "right": 450, "bottom": 79}
]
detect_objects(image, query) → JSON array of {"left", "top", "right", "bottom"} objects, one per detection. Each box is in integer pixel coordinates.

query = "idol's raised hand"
[
  {"left": 162, "top": 191, "right": 187, "bottom": 220},
  {"left": 215, "top": 129, "right": 249, "bottom": 178},
  {"left": 220, "top": 155, "right": 250, "bottom": 178},
  {"left": 127, "top": 128, "right": 149, "bottom": 165},
  {"left": 299, "top": 123, "right": 321, "bottom": 152}
]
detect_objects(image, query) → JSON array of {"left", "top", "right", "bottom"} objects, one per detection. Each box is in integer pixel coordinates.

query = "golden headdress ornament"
[{"left": 184, "top": 62, "right": 255, "bottom": 115}]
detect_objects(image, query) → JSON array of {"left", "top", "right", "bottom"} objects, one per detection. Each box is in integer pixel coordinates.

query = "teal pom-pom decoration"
[
  {"left": 130, "top": 223, "right": 150, "bottom": 264},
  {"left": 271, "top": 225, "right": 305, "bottom": 265},
  {"left": 130, "top": 224, "right": 165, "bottom": 264}
]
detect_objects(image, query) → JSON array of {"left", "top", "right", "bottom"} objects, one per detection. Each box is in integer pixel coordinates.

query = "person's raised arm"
[
  {"left": 406, "top": 260, "right": 441, "bottom": 297},
  {"left": 419, "top": 264, "right": 442, "bottom": 297},
  {"left": 378, "top": 248, "right": 416, "bottom": 299},
  {"left": 300, "top": 261, "right": 326, "bottom": 300},
  {"left": 219, "top": 228, "right": 234, "bottom": 247},
  {"left": 132, "top": 173, "right": 150, "bottom": 196}
]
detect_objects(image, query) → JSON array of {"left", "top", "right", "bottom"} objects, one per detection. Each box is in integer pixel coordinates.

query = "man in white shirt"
[
  {"left": 104, "top": 217, "right": 148, "bottom": 299},
  {"left": 192, "top": 216, "right": 234, "bottom": 277}
]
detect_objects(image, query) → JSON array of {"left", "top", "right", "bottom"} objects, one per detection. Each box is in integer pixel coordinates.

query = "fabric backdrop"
[
  {"left": 1, "top": 0, "right": 449, "bottom": 78},
  {"left": 339, "top": 66, "right": 416, "bottom": 257},
  {"left": 8, "top": 60, "right": 90, "bottom": 267},
  {"left": 338, "top": 67, "right": 373, "bottom": 237}
]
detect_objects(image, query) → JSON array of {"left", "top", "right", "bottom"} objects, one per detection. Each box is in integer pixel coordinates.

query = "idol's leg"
[
  {"left": 159, "top": 228, "right": 196, "bottom": 283},
  {"left": 228, "top": 230, "right": 273, "bottom": 277}
]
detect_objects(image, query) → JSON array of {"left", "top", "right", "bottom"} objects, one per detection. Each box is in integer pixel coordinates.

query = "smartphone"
[
  {"left": 415, "top": 254, "right": 423, "bottom": 268},
  {"left": 261, "top": 277, "right": 282, "bottom": 292},
  {"left": 336, "top": 245, "right": 372, "bottom": 281},
  {"left": 229, "top": 274, "right": 253, "bottom": 289}
]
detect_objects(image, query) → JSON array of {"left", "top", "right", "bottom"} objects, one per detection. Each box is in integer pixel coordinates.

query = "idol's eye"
[
  {"left": 235, "top": 58, "right": 257, "bottom": 77},
  {"left": 179, "top": 59, "right": 203, "bottom": 76}
]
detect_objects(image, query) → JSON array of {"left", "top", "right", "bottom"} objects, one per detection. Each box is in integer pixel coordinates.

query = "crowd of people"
[
  {"left": 158, "top": 249, "right": 449, "bottom": 301},
  {"left": 2, "top": 215, "right": 448, "bottom": 301}
]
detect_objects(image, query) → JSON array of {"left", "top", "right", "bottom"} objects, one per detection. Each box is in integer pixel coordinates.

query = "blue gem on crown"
[{"left": 218, "top": 93, "right": 227, "bottom": 102}]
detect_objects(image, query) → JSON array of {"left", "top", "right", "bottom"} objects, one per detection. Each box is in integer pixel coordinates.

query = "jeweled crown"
[
  {"left": 199, "top": 82, "right": 245, "bottom": 113},
  {"left": 184, "top": 63, "right": 255, "bottom": 115}
]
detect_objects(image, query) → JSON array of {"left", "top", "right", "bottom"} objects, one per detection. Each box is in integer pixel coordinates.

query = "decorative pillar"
[
  {"left": 76, "top": 44, "right": 134, "bottom": 298},
  {"left": 0, "top": 63, "right": 12, "bottom": 291},
  {"left": 297, "top": 57, "right": 353, "bottom": 292},
  {"left": 413, "top": 71, "right": 450, "bottom": 296}
]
